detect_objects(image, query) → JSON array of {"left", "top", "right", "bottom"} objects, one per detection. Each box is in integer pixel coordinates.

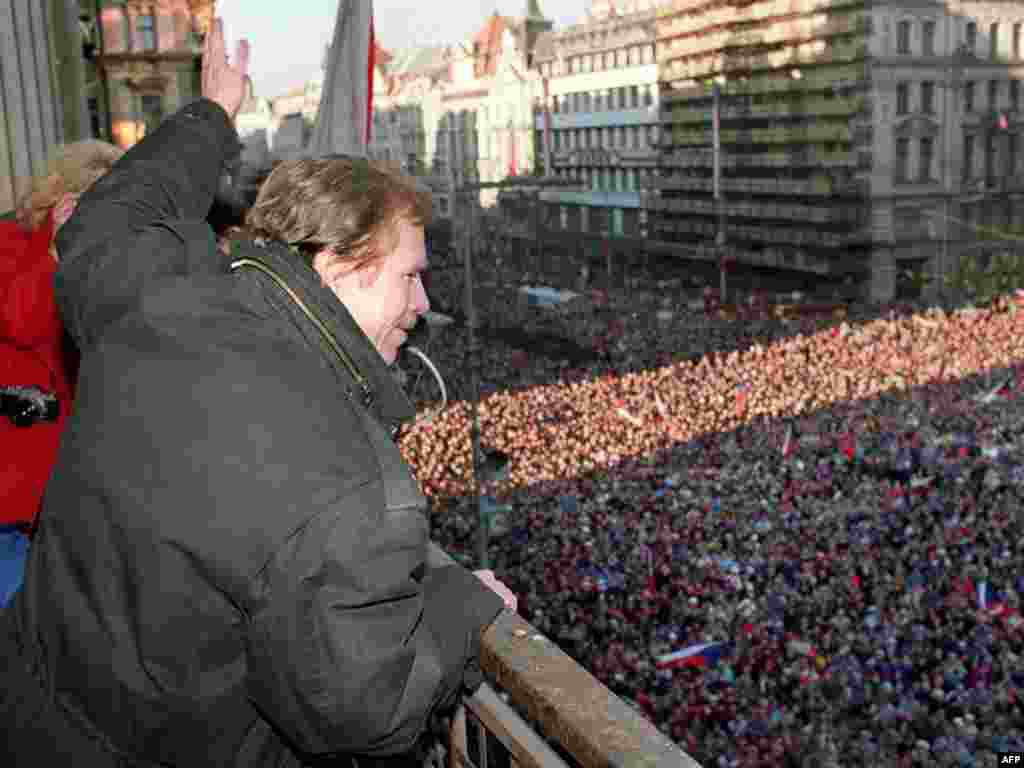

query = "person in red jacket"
[{"left": 0, "top": 140, "right": 123, "bottom": 529}]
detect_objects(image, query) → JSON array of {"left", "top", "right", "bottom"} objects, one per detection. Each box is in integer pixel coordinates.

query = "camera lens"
[{"left": 12, "top": 403, "right": 38, "bottom": 428}]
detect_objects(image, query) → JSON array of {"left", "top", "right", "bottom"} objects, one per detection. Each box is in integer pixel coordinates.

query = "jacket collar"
[{"left": 238, "top": 239, "right": 417, "bottom": 430}]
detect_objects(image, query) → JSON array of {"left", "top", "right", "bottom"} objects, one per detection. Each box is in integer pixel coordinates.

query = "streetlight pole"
[
  {"left": 713, "top": 81, "right": 727, "bottom": 302},
  {"left": 452, "top": 175, "right": 583, "bottom": 569}
]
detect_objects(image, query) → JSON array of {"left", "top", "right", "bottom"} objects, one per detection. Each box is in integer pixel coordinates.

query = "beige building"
[
  {"left": 531, "top": 0, "right": 660, "bottom": 237},
  {"left": 653, "top": 0, "right": 1024, "bottom": 301},
  {"left": 96, "top": 0, "right": 213, "bottom": 148}
]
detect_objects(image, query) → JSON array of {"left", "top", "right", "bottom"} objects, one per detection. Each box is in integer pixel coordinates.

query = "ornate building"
[
  {"left": 652, "top": 0, "right": 1024, "bottom": 300},
  {"left": 95, "top": 0, "right": 213, "bottom": 148},
  {"left": 530, "top": 0, "right": 660, "bottom": 237}
]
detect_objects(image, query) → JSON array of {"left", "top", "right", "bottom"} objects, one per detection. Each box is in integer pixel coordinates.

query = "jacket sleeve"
[
  {"left": 245, "top": 479, "right": 505, "bottom": 759},
  {"left": 53, "top": 98, "right": 239, "bottom": 350}
]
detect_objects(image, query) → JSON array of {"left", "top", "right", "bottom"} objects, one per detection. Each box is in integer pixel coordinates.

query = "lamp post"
[
  {"left": 712, "top": 80, "right": 727, "bottom": 302},
  {"left": 452, "top": 175, "right": 583, "bottom": 569}
]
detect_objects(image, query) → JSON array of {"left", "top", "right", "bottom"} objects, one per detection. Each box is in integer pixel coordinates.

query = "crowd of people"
[{"left": 397, "top": 275, "right": 1024, "bottom": 767}]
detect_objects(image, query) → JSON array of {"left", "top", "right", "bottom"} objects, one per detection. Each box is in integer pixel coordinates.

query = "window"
[
  {"left": 629, "top": 85, "right": 639, "bottom": 108},
  {"left": 594, "top": 91, "right": 603, "bottom": 111},
  {"left": 897, "top": 20, "right": 911, "bottom": 54},
  {"left": 895, "top": 137, "right": 910, "bottom": 182},
  {"left": 1015, "top": 23, "right": 1022, "bottom": 59},
  {"left": 919, "top": 136, "right": 934, "bottom": 181},
  {"left": 963, "top": 133, "right": 975, "bottom": 180},
  {"left": 1012, "top": 80, "right": 1021, "bottom": 112},
  {"left": 986, "top": 133, "right": 998, "bottom": 184},
  {"left": 964, "top": 80, "right": 975, "bottom": 112},
  {"left": 140, "top": 93, "right": 163, "bottom": 135},
  {"left": 989, "top": 80, "right": 1000, "bottom": 110},
  {"left": 643, "top": 84, "right": 653, "bottom": 107},
  {"left": 991, "top": 23, "right": 1000, "bottom": 60},
  {"left": 966, "top": 22, "right": 977, "bottom": 55},
  {"left": 921, "top": 81, "right": 935, "bottom": 113},
  {"left": 923, "top": 21, "right": 936, "bottom": 56},
  {"left": 896, "top": 82, "right": 909, "bottom": 114},
  {"left": 139, "top": 13, "right": 156, "bottom": 52},
  {"left": 643, "top": 45, "right": 654, "bottom": 64}
]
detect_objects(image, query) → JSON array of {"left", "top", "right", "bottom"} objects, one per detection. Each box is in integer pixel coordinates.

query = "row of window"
[
  {"left": 550, "top": 84, "right": 655, "bottom": 114},
  {"left": 962, "top": 131, "right": 1021, "bottom": 183},
  {"left": 105, "top": 7, "right": 159, "bottom": 53},
  {"left": 896, "top": 18, "right": 1023, "bottom": 60},
  {"left": 539, "top": 204, "right": 639, "bottom": 236},
  {"left": 537, "top": 44, "right": 655, "bottom": 79},
  {"left": 551, "top": 165, "right": 655, "bottom": 193},
  {"left": 543, "top": 124, "right": 660, "bottom": 152},
  {"left": 895, "top": 79, "right": 1022, "bottom": 116},
  {"left": 892, "top": 131, "right": 1022, "bottom": 184}
]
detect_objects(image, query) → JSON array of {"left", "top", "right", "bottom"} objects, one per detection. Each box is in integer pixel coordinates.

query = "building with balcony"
[
  {"left": 530, "top": 0, "right": 661, "bottom": 238},
  {"left": 652, "top": 0, "right": 1024, "bottom": 300},
  {"left": 94, "top": 0, "right": 212, "bottom": 148}
]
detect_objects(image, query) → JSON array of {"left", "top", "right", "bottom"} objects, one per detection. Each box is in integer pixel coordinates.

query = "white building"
[{"left": 531, "top": 0, "right": 660, "bottom": 237}]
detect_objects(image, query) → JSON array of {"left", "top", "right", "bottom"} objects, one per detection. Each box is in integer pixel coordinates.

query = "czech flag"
[{"left": 655, "top": 642, "right": 727, "bottom": 670}]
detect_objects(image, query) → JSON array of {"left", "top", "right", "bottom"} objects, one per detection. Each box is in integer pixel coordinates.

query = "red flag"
[{"left": 366, "top": 13, "right": 375, "bottom": 146}]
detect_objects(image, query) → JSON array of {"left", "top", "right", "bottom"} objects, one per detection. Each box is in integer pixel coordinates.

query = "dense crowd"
[{"left": 397, "top": 276, "right": 1024, "bottom": 767}]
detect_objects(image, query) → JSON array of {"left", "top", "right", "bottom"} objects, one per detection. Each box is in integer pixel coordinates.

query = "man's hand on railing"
[
  {"left": 202, "top": 17, "right": 250, "bottom": 121},
  {"left": 473, "top": 569, "right": 517, "bottom": 613}
]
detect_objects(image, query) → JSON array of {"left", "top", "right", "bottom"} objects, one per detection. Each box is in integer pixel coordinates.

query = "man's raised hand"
[{"left": 202, "top": 17, "right": 250, "bottom": 121}]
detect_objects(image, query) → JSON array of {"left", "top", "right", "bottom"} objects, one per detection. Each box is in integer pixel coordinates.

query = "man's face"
[{"left": 318, "top": 219, "right": 430, "bottom": 364}]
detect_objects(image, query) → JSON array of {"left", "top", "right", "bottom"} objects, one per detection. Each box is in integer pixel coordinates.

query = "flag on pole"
[
  {"left": 656, "top": 642, "right": 727, "bottom": 670},
  {"left": 309, "top": 1, "right": 375, "bottom": 159}
]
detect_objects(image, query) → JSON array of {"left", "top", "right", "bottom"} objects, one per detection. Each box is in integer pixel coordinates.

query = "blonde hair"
[
  {"left": 15, "top": 140, "right": 124, "bottom": 232},
  {"left": 244, "top": 156, "right": 433, "bottom": 273}
]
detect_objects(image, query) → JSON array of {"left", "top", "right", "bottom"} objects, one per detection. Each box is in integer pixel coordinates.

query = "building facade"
[
  {"left": 95, "top": 0, "right": 212, "bottom": 148},
  {"left": 652, "top": 0, "right": 1024, "bottom": 300},
  {"left": 531, "top": 0, "right": 660, "bottom": 237}
]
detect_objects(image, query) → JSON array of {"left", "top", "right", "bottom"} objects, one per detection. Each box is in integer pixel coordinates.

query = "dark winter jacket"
[{"left": 0, "top": 98, "right": 503, "bottom": 767}]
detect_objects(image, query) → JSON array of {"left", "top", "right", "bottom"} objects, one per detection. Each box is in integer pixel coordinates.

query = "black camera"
[{"left": 0, "top": 386, "right": 59, "bottom": 428}]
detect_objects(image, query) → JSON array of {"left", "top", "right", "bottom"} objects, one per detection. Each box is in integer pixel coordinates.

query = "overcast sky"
[{"left": 215, "top": 0, "right": 588, "bottom": 99}]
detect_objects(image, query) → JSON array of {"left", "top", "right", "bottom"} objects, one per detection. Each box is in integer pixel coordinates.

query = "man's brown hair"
[{"left": 244, "top": 156, "right": 433, "bottom": 273}]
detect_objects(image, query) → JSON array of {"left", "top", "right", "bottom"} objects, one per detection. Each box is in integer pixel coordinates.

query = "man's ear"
[
  {"left": 53, "top": 192, "right": 79, "bottom": 231},
  {"left": 357, "top": 260, "right": 382, "bottom": 290}
]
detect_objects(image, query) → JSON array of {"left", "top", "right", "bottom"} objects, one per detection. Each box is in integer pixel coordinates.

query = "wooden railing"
[{"left": 428, "top": 545, "right": 702, "bottom": 768}]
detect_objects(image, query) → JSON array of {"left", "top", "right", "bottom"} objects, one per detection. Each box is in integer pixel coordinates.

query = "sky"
[{"left": 215, "top": 0, "right": 588, "bottom": 100}]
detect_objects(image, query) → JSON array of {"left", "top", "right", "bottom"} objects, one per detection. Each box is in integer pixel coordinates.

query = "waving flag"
[
  {"left": 656, "top": 642, "right": 727, "bottom": 670},
  {"left": 309, "top": 1, "right": 375, "bottom": 158}
]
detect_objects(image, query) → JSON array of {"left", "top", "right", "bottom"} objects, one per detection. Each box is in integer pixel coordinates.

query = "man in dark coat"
[{"left": 0, "top": 19, "right": 513, "bottom": 768}]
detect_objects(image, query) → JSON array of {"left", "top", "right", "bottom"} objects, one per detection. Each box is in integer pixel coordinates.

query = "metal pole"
[
  {"left": 712, "top": 82, "right": 727, "bottom": 303},
  {"left": 940, "top": 47, "right": 954, "bottom": 304},
  {"left": 463, "top": 189, "right": 486, "bottom": 570}
]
